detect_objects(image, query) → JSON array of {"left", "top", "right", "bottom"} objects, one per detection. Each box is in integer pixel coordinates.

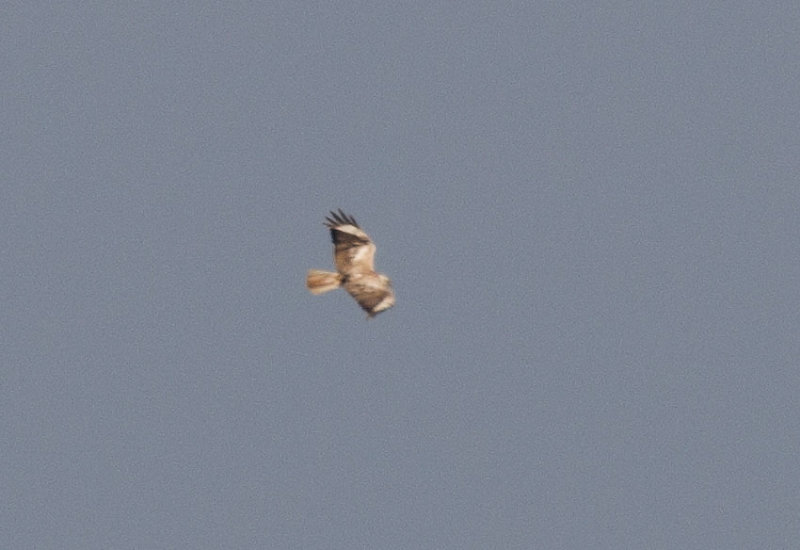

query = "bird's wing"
[
  {"left": 343, "top": 274, "right": 395, "bottom": 318},
  {"left": 324, "top": 209, "right": 376, "bottom": 274}
]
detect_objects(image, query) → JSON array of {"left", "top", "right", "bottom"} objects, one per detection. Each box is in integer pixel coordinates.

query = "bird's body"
[{"left": 306, "top": 210, "right": 395, "bottom": 318}]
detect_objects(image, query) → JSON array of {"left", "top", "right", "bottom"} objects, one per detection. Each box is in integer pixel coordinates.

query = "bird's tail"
[{"left": 306, "top": 269, "right": 342, "bottom": 295}]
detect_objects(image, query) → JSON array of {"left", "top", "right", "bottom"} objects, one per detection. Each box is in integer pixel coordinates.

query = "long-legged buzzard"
[{"left": 306, "top": 210, "right": 395, "bottom": 318}]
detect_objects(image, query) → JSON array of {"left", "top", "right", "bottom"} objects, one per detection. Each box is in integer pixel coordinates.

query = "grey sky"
[{"left": 3, "top": 3, "right": 799, "bottom": 548}]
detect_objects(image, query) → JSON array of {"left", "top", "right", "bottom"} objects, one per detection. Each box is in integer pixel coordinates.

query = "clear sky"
[{"left": 3, "top": 3, "right": 799, "bottom": 548}]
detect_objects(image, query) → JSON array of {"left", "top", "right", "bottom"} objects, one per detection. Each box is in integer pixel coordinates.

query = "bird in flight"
[{"left": 306, "top": 209, "right": 395, "bottom": 318}]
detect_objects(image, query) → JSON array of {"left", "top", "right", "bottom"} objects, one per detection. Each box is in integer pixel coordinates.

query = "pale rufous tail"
[{"left": 306, "top": 269, "right": 342, "bottom": 295}]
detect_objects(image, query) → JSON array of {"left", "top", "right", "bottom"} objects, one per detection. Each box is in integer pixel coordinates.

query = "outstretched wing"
[
  {"left": 324, "top": 209, "right": 376, "bottom": 275},
  {"left": 343, "top": 274, "right": 395, "bottom": 318}
]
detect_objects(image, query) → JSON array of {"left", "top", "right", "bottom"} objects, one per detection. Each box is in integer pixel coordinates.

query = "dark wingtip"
[{"left": 325, "top": 209, "right": 359, "bottom": 228}]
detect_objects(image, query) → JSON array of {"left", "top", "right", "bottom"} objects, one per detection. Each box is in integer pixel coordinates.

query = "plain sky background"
[{"left": 3, "top": 3, "right": 799, "bottom": 548}]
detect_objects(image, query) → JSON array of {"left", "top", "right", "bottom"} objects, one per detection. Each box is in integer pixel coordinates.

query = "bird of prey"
[{"left": 306, "top": 209, "right": 395, "bottom": 318}]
